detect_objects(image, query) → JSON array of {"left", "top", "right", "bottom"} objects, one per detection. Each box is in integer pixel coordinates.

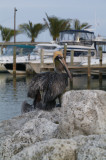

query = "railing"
[{"left": 38, "top": 47, "right": 105, "bottom": 77}]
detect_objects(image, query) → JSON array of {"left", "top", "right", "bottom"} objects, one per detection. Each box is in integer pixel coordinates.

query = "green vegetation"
[
  {"left": 18, "top": 21, "right": 46, "bottom": 42},
  {"left": 43, "top": 13, "right": 71, "bottom": 41},
  {"left": 0, "top": 25, "right": 20, "bottom": 42},
  {"left": 0, "top": 14, "right": 92, "bottom": 42},
  {"left": 72, "top": 19, "right": 92, "bottom": 30}
]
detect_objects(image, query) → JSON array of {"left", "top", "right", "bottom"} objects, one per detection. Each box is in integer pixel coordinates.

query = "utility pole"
[
  {"left": 14, "top": 7, "right": 17, "bottom": 43},
  {"left": 13, "top": 7, "right": 17, "bottom": 75}
]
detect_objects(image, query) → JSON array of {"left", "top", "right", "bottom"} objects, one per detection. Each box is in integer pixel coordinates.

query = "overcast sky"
[{"left": 0, "top": 0, "right": 106, "bottom": 42}]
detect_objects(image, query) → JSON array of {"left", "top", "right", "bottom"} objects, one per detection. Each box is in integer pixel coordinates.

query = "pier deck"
[
  {"left": 29, "top": 61, "right": 106, "bottom": 75},
  {"left": 28, "top": 48, "right": 106, "bottom": 76}
]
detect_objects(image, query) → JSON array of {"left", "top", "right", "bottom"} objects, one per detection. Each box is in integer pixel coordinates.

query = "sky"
[{"left": 0, "top": 0, "right": 106, "bottom": 42}]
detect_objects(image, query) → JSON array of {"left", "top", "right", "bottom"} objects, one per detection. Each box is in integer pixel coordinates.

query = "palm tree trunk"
[{"left": 31, "top": 37, "right": 35, "bottom": 42}]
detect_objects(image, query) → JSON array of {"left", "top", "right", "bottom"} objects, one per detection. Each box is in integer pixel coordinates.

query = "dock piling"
[
  {"left": 63, "top": 44, "right": 67, "bottom": 61},
  {"left": 88, "top": 50, "right": 91, "bottom": 77},
  {"left": 99, "top": 46, "right": 103, "bottom": 83},
  {"left": 13, "top": 46, "right": 16, "bottom": 75},
  {"left": 99, "top": 46, "right": 102, "bottom": 66},
  {"left": 71, "top": 50, "right": 74, "bottom": 66},
  {"left": 40, "top": 49, "right": 44, "bottom": 67}
]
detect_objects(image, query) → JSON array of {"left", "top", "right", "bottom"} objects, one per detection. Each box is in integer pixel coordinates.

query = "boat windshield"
[
  {"left": 59, "top": 30, "right": 95, "bottom": 43},
  {"left": 37, "top": 45, "right": 57, "bottom": 50},
  {"left": 66, "top": 51, "right": 95, "bottom": 57},
  {"left": 3, "top": 45, "right": 35, "bottom": 56}
]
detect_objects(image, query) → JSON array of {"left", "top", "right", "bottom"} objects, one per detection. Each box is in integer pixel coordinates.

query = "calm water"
[{"left": 0, "top": 73, "right": 106, "bottom": 122}]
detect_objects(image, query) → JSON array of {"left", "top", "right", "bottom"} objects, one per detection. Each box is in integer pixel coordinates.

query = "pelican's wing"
[
  {"left": 44, "top": 73, "right": 68, "bottom": 102},
  {"left": 27, "top": 72, "right": 50, "bottom": 98}
]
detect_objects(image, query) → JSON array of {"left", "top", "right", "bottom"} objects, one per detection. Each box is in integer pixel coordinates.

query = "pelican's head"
[{"left": 53, "top": 51, "right": 72, "bottom": 80}]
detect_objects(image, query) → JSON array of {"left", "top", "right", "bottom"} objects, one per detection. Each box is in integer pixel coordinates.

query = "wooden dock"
[{"left": 28, "top": 48, "right": 106, "bottom": 77}]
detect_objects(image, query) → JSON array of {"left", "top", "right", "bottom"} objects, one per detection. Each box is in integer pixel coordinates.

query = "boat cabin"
[{"left": 59, "top": 30, "right": 95, "bottom": 46}]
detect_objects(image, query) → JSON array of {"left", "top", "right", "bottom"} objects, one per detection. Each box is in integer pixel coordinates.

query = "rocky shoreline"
[{"left": 0, "top": 90, "right": 106, "bottom": 160}]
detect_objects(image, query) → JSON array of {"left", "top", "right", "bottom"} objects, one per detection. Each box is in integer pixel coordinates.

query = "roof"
[
  {"left": 60, "top": 30, "right": 94, "bottom": 34},
  {"left": 6, "top": 44, "right": 35, "bottom": 49}
]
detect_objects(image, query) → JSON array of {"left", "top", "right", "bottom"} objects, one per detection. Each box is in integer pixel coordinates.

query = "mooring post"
[
  {"left": 88, "top": 49, "right": 91, "bottom": 77},
  {"left": 13, "top": 46, "right": 16, "bottom": 75},
  {"left": 87, "top": 76, "right": 91, "bottom": 89},
  {"left": 71, "top": 50, "right": 74, "bottom": 66},
  {"left": 1, "top": 46, "right": 3, "bottom": 55},
  {"left": 68, "top": 77, "right": 73, "bottom": 90},
  {"left": 99, "top": 46, "right": 102, "bottom": 66},
  {"left": 63, "top": 44, "right": 67, "bottom": 61},
  {"left": 13, "top": 74, "right": 16, "bottom": 89},
  {"left": 13, "top": 8, "right": 17, "bottom": 76},
  {"left": 99, "top": 46, "right": 102, "bottom": 85},
  {"left": 40, "top": 49, "right": 44, "bottom": 68}
]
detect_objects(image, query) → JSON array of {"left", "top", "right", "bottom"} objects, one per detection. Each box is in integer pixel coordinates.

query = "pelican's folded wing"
[{"left": 27, "top": 72, "right": 50, "bottom": 98}]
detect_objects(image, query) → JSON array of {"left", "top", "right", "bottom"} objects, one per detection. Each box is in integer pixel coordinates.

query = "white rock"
[
  {"left": 11, "top": 135, "right": 106, "bottom": 160},
  {"left": 0, "top": 90, "right": 106, "bottom": 159},
  {"left": 11, "top": 139, "right": 77, "bottom": 160},
  {"left": 0, "top": 118, "right": 58, "bottom": 159},
  {"left": 58, "top": 90, "right": 106, "bottom": 138}
]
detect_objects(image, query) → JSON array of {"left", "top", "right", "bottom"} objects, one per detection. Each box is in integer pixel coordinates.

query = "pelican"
[{"left": 22, "top": 51, "right": 72, "bottom": 112}]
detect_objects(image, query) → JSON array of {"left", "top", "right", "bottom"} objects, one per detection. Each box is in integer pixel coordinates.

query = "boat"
[
  {"left": 28, "top": 42, "right": 61, "bottom": 73},
  {"left": 0, "top": 45, "right": 35, "bottom": 74},
  {"left": 28, "top": 30, "right": 97, "bottom": 73},
  {"left": 32, "top": 42, "right": 61, "bottom": 60},
  {"left": 94, "top": 35, "right": 106, "bottom": 58},
  {"left": 32, "top": 30, "right": 96, "bottom": 62},
  {"left": 33, "top": 42, "right": 61, "bottom": 54},
  {"left": 59, "top": 29, "right": 96, "bottom": 63}
]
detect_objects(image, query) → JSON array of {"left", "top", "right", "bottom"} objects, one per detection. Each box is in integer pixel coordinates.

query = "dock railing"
[{"left": 30, "top": 46, "right": 106, "bottom": 77}]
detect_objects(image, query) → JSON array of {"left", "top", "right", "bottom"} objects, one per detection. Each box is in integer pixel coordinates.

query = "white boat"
[
  {"left": 81, "top": 57, "right": 106, "bottom": 66},
  {"left": 0, "top": 45, "right": 36, "bottom": 74},
  {"left": 59, "top": 29, "right": 96, "bottom": 63},
  {"left": 33, "top": 30, "right": 96, "bottom": 63},
  {"left": 94, "top": 35, "right": 106, "bottom": 58},
  {"left": 29, "top": 30, "right": 97, "bottom": 73},
  {"left": 33, "top": 42, "right": 61, "bottom": 55}
]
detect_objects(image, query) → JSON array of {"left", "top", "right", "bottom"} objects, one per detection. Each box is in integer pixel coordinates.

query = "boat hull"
[
  {"left": 0, "top": 63, "right": 8, "bottom": 72},
  {"left": 4, "top": 63, "right": 26, "bottom": 75}
]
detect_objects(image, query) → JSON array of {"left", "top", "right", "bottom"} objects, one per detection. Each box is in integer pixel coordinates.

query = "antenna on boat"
[{"left": 95, "top": 11, "right": 97, "bottom": 36}]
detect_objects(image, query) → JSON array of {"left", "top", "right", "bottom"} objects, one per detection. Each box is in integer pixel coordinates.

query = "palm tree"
[
  {"left": 72, "top": 19, "right": 92, "bottom": 30},
  {"left": 18, "top": 21, "right": 46, "bottom": 42},
  {"left": 0, "top": 25, "right": 19, "bottom": 42},
  {"left": 43, "top": 13, "right": 71, "bottom": 41}
]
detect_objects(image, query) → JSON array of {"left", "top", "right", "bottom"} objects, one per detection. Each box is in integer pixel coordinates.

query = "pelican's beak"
[{"left": 59, "top": 57, "right": 72, "bottom": 80}]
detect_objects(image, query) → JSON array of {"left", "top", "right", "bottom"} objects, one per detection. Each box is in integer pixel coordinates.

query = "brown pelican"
[{"left": 22, "top": 51, "right": 72, "bottom": 112}]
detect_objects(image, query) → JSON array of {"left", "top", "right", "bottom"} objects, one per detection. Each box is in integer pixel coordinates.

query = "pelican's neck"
[{"left": 54, "top": 59, "right": 64, "bottom": 73}]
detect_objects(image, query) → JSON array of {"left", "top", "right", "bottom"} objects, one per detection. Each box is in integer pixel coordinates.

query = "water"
[
  {"left": 0, "top": 74, "right": 33, "bottom": 122},
  {"left": 0, "top": 73, "right": 106, "bottom": 122}
]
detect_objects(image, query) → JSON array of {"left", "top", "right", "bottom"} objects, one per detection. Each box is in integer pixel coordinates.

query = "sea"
[{"left": 0, "top": 73, "right": 106, "bottom": 122}]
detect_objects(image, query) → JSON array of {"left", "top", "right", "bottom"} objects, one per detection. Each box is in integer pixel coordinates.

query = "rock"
[
  {"left": 58, "top": 90, "right": 106, "bottom": 138},
  {"left": 0, "top": 118, "right": 58, "bottom": 159},
  {"left": 0, "top": 90, "right": 106, "bottom": 159},
  {"left": 9, "top": 135, "right": 106, "bottom": 160},
  {"left": 11, "top": 139, "right": 77, "bottom": 160},
  {"left": 74, "top": 134, "right": 106, "bottom": 160}
]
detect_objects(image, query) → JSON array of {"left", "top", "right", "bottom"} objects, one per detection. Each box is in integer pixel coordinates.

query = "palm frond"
[
  {"left": 44, "top": 14, "right": 71, "bottom": 40},
  {"left": 73, "top": 19, "right": 92, "bottom": 30},
  {"left": 18, "top": 21, "right": 46, "bottom": 42},
  {"left": 0, "top": 26, "right": 20, "bottom": 42}
]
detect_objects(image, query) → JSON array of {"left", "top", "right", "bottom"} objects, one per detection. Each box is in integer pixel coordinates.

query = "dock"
[{"left": 28, "top": 48, "right": 106, "bottom": 77}]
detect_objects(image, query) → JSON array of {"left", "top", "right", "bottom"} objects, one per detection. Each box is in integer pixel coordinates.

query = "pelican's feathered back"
[{"left": 27, "top": 72, "right": 68, "bottom": 102}]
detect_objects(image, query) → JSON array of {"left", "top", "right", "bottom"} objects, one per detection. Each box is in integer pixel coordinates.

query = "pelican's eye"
[{"left": 58, "top": 55, "right": 63, "bottom": 59}]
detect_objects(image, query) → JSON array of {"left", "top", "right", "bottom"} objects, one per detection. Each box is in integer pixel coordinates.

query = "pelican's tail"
[{"left": 21, "top": 101, "right": 34, "bottom": 113}]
